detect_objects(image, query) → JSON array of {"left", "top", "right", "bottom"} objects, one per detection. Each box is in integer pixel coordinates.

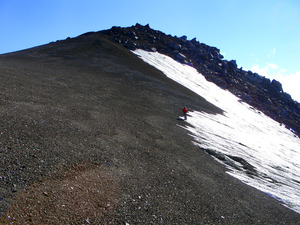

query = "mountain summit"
[
  {"left": 0, "top": 25, "right": 299, "bottom": 224},
  {"left": 99, "top": 23, "right": 300, "bottom": 137}
]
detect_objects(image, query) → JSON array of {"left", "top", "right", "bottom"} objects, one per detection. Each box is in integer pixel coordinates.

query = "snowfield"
[{"left": 134, "top": 49, "right": 300, "bottom": 213}]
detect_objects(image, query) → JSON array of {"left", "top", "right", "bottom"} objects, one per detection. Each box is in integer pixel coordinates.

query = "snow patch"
[{"left": 134, "top": 49, "right": 300, "bottom": 213}]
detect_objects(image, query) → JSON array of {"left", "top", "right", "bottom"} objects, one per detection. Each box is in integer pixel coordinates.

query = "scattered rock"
[{"left": 100, "top": 24, "right": 300, "bottom": 137}]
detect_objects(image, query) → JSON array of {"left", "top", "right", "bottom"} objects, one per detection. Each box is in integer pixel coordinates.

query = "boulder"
[
  {"left": 271, "top": 79, "right": 283, "bottom": 93},
  {"left": 167, "top": 42, "right": 181, "bottom": 50},
  {"left": 180, "top": 35, "right": 187, "bottom": 41}
]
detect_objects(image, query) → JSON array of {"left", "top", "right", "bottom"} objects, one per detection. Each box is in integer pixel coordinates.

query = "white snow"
[{"left": 133, "top": 49, "right": 300, "bottom": 213}]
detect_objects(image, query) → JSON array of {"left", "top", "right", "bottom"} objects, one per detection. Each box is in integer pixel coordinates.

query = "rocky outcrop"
[{"left": 99, "top": 23, "right": 300, "bottom": 137}]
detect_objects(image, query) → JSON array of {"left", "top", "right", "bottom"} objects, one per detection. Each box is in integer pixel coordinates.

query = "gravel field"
[{"left": 0, "top": 34, "right": 299, "bottom": 224}]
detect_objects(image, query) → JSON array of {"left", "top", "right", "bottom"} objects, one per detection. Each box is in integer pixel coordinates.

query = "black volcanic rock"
[{"left": 100, "top": 23, "right": 300, "bottom": 137}]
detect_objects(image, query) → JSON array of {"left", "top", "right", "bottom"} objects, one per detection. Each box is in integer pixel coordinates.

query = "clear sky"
[{"left": 1, "top": 0, "right": 300, "bottom": 101}]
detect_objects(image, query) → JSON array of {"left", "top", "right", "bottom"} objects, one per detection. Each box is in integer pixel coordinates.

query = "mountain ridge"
[{"left": 98, "top": 23, "right": 300, "bottom": 137}]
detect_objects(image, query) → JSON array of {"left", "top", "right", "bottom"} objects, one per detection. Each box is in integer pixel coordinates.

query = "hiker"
[{"left": 183, "top": 106, "right": 188, "bottom": 120}]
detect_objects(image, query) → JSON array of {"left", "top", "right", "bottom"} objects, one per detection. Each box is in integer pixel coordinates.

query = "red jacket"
[{"left": 183, "top": 107, "right": 188, "bottom": 113}]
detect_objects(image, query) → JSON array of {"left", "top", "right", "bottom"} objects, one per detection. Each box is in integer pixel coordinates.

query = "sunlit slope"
[
  {"left": 0, "top": 35, "right": 299, "bottom": 223},
  {"left": 134, "top": 49, "right": 300, "bottom": 213}
]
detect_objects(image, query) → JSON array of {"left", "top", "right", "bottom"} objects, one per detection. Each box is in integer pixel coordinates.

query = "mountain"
[
  {"left": 100, "top": 23, "right": 300, "bottom": 137},
  {"left": 134, "top": 49, "right": 300, "bottom": 214},
  {"left": 0, "top": 26, "right": 299, "bottom": 224}
]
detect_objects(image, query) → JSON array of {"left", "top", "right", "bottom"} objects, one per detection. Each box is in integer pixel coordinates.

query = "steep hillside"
[
  {"left": 100, "top": 23, "right": 300, "bottom": 137},
  {"left": 0, "top": 32, "right": 299, "bottom": 224}
]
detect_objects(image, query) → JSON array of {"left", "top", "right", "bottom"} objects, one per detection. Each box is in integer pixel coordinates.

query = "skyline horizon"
[{"left": 1, "top": 0, "right": 299, "bottom": 101}]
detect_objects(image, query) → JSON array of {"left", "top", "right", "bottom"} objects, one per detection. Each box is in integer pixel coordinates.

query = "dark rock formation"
[
  {"left": 203, "top": 149, "right": 258, "bottom": 176},
  {"left": 99, "top": 23, "right": 300, "bottom": 137}
]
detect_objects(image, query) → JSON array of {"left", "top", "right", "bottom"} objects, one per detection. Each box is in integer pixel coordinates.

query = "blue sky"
[{"left": 1, "top": 0, "right": 300, "bottom": 101}]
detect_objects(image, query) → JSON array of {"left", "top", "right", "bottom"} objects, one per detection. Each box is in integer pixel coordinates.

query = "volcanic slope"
[{"left": 0, "top": 33, "right": 299, "bottom": 224}]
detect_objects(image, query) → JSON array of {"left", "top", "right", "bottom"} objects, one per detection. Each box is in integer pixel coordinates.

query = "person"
[{"left": 183, "top": 106, "right": 188, "bottom": 120}]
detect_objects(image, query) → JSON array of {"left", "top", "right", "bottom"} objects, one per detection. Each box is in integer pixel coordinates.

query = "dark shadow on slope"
[
  {"left": 202, "top": 148, "right": 258, "bottom": 177},
  {"left": 202, "top": 148, "right": 285, "bottom": 186}
]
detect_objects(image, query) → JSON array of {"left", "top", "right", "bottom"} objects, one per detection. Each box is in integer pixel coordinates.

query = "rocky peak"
[{"left": 100, "top": 24, "right": 300, "bottom": 137}]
